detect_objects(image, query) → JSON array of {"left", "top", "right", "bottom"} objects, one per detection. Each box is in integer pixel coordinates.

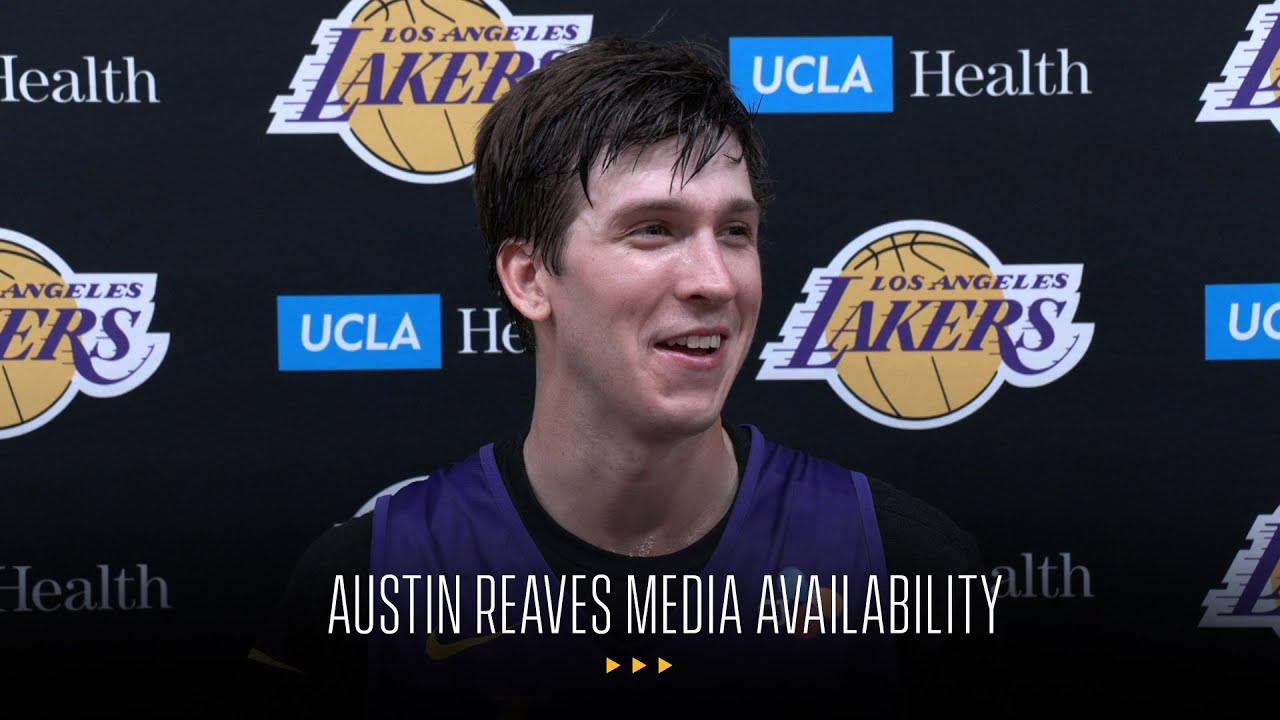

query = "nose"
[{"left": 675, "top": 230, "right": 738, "bottom": 305}]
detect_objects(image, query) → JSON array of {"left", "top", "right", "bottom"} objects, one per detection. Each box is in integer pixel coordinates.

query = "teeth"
[{"left": 664, "top": 335, "right": 722, "bottom": 349}]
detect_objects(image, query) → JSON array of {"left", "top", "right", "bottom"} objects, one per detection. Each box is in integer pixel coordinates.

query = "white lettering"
[
  {"left": 1230, "top": 302, "right": 1259, "bottom": 341},
  {"left": 301, "top": 313, "right": 332, "bottom": 351},
  {"left": 862, "top": 574, "right": 884, "bottom": 633},
  {"left": 50, "top": 69, "right": 83, "bottom": 103},
  {"left": 0, "top": 55, "right": 15, "bottom": 102},
  {"left": 0, "top": 55, "right": 157, "bottom": 104},
  {"left": 955, "top": 63, "right": 984, "bottom": 97},
  {"left": 1265, "top": 302, "right": 1280, "bottom": 340},
  {"left": 591, "top": 575, "right": 610, "bottom": 634},
  {"left": 365, "top": 314, "right": 388, "bottom": 351},
  {"left": 817, "top": 56, "right": 840, "bottom": 93},
  {"left": 1058, "top": 48, "right": 1089, "bottom": 95},
  {"left": 458, "top": 307, "right": 522, "bottom": 354},
  {"left": 627, "top": 575, "right": 656, "bottom": 633},
  {"left": 328, "top": 576, "right": 350, "bottom": 633},
  {"left": 19, "top": 68, "right": 49, "bottom": 103},
  {"left": 379, "top": 576, "right": 399, "bottom": 633},
  {"left": 335, "top": 313, "right": 363, "bottom": 351},
  {"left": 124, "top": 56, "right": 159, "bottom": 103},
  {"left": 983, "top": 575, "right": 1001, "bottom": 633},
  {"left": 752, "top": 55, "right": 783, "bottom": 94},
  {"left": 475, "top": 575, "right": 496, "bottom": 633},
  {"left": 911, "top": 49, "right": 953, "bottom": 97},
  {"left": 390, "top": 313, "right": 421, "bottom": 350},
  {"left": 985, "top": 63, "right": 1016, "bottom": 96},
  {"left": 786, "top": 55, "right": 816, "bottom": 94},
  {"left": 890, "top": 575, "right": 909, "bottom": 632},
  {"left": 911, "top": 48, "right": 1087, "bottom": 98},
  {"left": 0, "top": 564, "right": 169, "bottom": 613},
  {"left": 842, "top": 55, "right": 872, "bottom": 93}
]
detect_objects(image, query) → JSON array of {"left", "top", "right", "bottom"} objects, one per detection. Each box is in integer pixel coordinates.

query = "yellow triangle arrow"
[
  {"left": 631, "top": 657, "right": 646, "bottom": 673},
  {"left": 605, "top": 658, "right": 620, "bottom": 673},
  {"left": 657, "top": 658, "right": 671, "bottom": 673}
]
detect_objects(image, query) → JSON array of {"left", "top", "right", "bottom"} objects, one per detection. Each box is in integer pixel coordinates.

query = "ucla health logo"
[
  {"left": 268, "top": 0, "right": 592, "bottom": 183},
  {"left": 277, "top": 294, "right": 441, "bottom": 371},
  {"left": 1205, "top": 283, "right": 1280, "bottom": 360},
  {"left": 729, "top": 36, "right": 892, "bottom": 113},
  {"left": 0, "top": 228, "right": 167, "bottom": 439},
  {"left": 758, "top": 221, "right": 1093, "bottom": 429},
  {"left": 1201, "top": 505, "right": 1280, "bottom": 637},
  {"left": 1198, "top": 3, "right": 1280, "bottom": 130}
]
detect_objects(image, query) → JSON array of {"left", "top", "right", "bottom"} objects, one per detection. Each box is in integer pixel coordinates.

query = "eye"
[
  {"left": 721, "top": 224, "right": 757, "bottom": 244},
  {"left": 627, "top": 223, "right": 674, "bottom": 247},
  {"left": 635, "top": 223, "right": 670, "bottom": 237}
]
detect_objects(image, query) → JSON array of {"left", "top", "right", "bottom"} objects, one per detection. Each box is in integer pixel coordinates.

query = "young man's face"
[{"left": 538, "top": 135, "right": 762, "bottom": 439}]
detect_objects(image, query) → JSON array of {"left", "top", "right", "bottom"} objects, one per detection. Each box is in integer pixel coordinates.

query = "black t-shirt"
[{"left": 234, "top": 425, "right": 1001, "bottom": 714}]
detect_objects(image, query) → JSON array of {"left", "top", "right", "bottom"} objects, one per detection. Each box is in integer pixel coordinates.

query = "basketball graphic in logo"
[
  {"left": 342, "top": 0, "right": 516, "bottom": 177},
  {"left": 0, "top": 239, "right": 78, "bottom": 430},
  {"left": 828, "top": 231, "right": 1006, "bottom": 422}
]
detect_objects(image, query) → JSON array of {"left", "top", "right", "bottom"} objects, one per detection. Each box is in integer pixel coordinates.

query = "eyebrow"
[{"left": 612, "top": 196, "right": 761, "bottom": 219}]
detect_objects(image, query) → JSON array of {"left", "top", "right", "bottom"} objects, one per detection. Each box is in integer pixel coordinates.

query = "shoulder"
[
  {"left": 866, "top": 476, "right": 985, "bottom": 576},
  {"left": 253, "top": 511, "right": 382, "bottom": 654},
  {"left": 254, "top": 513, "right": 374, "bottom": 661},
  {"left": 747, "top": 425, "right": 977, "bottom": 571},
  {"left": 749, "top": 427, "right": 985, "bottom": 576},
  {"left": 290, "top": 513, "right": 374, "bottom": 580},
  {"left": 864, "top": 477, "right": 1006, "bottom": 708},
  {"left": 236, "top": 514, "right": 374, "bottom": 713}
]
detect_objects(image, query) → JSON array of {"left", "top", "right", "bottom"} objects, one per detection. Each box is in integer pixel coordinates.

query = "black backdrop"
[{"left": 3, "top": 0, "right": 1277, "bottom": 711}]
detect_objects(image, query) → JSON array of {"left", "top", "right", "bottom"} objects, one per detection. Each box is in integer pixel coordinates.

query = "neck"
[{"left": 522, "top": 399, "right": 739, "bottom": 557}]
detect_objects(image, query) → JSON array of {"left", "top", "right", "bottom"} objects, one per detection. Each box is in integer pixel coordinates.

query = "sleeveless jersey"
[{"left": 367, "top": 426, "right": 902, "bottom": 712}]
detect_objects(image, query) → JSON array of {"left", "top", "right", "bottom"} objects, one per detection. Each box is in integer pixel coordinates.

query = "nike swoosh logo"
[{"left": 425, "top": 630, "right": 506, "bottom": 660}]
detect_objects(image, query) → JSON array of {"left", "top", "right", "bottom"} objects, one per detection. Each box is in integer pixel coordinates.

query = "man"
[{"left": 241, "top": 35, "right": 996, "bottom": 715}]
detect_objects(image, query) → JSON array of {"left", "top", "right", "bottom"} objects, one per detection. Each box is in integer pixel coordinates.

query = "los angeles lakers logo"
[
  {"left": 1201, "top": 505, "right": 1280, "bottom": 637},
  {"left": 757, "top": 221, "right": 1092, "bottom": 429},
  {"left": 1198, "top": 2, "right": 1280, "bottom": 132},
  {"left": 0, "top": 228, "right": 168, "bottom": 439},
  {"left": 268, "top": 0, "right": 593, "bottom": 183}
]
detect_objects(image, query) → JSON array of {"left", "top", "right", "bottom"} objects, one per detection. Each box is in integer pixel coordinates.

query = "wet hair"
[{"left": 472, "top": 34, "right": 772, "bottom": 354}]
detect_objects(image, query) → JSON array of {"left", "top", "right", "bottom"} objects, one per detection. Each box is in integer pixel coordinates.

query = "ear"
[{"left": 495, "top": 239, "right": 551, "bottom": 322}]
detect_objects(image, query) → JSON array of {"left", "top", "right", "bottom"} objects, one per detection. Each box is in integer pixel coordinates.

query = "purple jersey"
[{"left": 368, "top": 426, "right": 901, "bottom": 708}]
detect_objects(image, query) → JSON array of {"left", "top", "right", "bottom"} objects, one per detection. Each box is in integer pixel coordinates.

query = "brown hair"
[{"left": 472, "top": 35, "right": 772, "bottom": 354}]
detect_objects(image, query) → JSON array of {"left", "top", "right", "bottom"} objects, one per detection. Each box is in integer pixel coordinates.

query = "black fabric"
[
  {"left": 493, "top": 423, "right": 747, "bottom": 651},
  {"left": 493, "top": 422, "right": 747, "bottom": 574}
]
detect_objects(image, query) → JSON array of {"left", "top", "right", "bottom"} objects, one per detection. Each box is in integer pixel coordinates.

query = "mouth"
[{"left": 658, "top": 333, "right": 725, "bottom": 357}]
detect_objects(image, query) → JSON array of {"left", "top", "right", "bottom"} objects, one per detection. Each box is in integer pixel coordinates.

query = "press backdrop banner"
[{"left": 2, "top": 0, "right": 1277, "bottom": 710}]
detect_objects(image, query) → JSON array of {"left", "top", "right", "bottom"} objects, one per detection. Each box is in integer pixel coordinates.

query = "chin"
[{"left": 641, "top": 401, "right": 724, "bottom": 440}]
